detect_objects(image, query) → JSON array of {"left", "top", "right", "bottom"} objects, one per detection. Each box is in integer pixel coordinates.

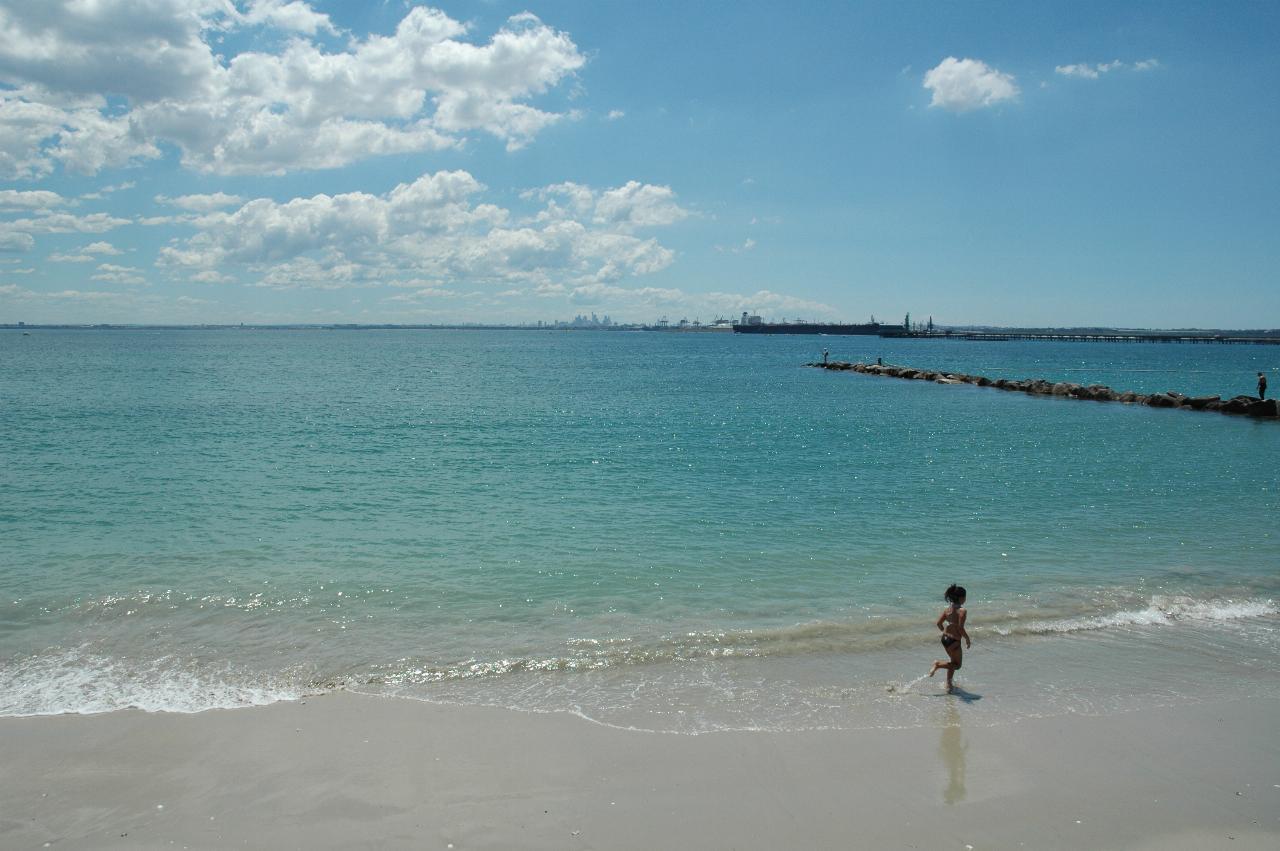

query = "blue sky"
[{"left": 0, "top": 1, "right": 1276, "bottom": 327}]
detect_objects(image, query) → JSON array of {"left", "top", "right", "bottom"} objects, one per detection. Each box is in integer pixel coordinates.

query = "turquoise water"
[{"left": 2, "top": 330, "right": 1277, "bottom": 731}]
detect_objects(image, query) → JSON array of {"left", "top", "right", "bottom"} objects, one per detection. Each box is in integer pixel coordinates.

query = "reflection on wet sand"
[{"left": 939, "top": 702, "right": 967, "bottom": 804}]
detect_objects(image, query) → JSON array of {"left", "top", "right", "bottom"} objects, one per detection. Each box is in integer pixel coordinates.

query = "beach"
[
  {"left": 3, "top": 330, "right": 1278, "bottom": 848},
  {"left": 3, "top": 0, "right": 1278, "bottom": 845},
  {"left": 3, "top": 693, "right": 1277, "bottom": 849}
]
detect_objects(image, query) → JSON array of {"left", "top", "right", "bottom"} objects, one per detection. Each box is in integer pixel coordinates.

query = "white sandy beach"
[{"left": 2, "top": 693, "right": 1276, "bottom": 850}]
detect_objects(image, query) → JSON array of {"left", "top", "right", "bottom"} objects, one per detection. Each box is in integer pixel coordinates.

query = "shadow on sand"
[{"left": 926, "top": 686, "right": 982, "bottom": 703}]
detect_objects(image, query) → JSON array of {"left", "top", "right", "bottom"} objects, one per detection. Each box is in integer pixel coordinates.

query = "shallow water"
[{"left": 2, "top": 329, "right": 1277, "bottom": 730}]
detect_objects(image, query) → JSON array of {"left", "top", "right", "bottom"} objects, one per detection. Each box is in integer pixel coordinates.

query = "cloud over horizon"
[{"left": 157, "top": 170, "right": 689, "bottom": 292}]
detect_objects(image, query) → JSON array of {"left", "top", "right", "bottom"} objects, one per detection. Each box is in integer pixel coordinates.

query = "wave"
[
  {"left": 372, "top": 595, "right": 1279, "bottom": 686},
  {"left": 0, "top": 648, "right": 305, "bottom": 717},
  {"left": 3, "top": 594, "right": 1274, "bottom": 717},
  {"left": 991, "top": 596, "right": 1278, "bottom": 637}
]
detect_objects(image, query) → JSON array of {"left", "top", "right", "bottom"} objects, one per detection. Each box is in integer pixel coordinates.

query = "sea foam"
[
  {"left": 0, "top": 648, "right": 305, "bottom": 717},
  {"left": 992, "top": 596, "right": 1278, "bottom": 637}
]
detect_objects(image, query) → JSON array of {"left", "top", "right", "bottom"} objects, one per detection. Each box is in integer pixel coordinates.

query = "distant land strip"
[
  {"left": 812, "top": 361, "right": 1279, "bottom": 420},
  {"left": 4, "top": 323, "right": 1280, "bottom": 339}
]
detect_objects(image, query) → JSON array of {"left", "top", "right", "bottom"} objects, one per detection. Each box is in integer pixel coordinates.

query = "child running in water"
[{"left": 929, "top": 584, "right": 971, "bottom": 692}]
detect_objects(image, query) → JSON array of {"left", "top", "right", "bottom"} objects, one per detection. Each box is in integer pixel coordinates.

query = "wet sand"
[{"left": 2, "top": 693, "right": 1277, "bottom": 849}]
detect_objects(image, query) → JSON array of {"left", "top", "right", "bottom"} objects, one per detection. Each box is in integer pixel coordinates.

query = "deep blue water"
[{"left": 2, "top": 330, "right": 1277, "bottom": 730}]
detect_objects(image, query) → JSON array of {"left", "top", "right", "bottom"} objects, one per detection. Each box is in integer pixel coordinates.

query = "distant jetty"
[
  {"left": 811, "top": 361, "right": 1279, "bottom": 420},
  {"left": 883, "top": 330, "right": 1280, "bottom": 345}
]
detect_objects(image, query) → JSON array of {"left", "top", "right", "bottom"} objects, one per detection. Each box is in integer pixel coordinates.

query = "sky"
[{"left": 0, "top": 0, "right": 1277, "bottom": 328}]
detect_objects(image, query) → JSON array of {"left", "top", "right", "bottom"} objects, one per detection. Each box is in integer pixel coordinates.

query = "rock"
[
  {"left": 1246, "top": 399, "right": 1278, "bottom": 417},
  {"left": 1082, "top": 385, "right": 1116, "bottom": 401},
  {"left": 823, "top": 361, "right": 1278, "bottom": 420},
  {"left": 1185, "top": 395, "right": 1219, "bottom": 410}
]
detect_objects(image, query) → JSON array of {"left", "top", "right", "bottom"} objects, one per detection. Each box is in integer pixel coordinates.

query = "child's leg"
[{"left": 944, "top": 646, "right": 962, "bottom": 688}]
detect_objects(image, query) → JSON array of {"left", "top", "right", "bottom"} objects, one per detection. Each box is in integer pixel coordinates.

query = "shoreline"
[{"left": 4, "top": 692, "right": 1276, "bottom": 849}]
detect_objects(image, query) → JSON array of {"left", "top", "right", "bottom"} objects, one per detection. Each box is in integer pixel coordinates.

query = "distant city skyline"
[{"left": 0, "top": 1, "right": 1277, "bottom": 328}]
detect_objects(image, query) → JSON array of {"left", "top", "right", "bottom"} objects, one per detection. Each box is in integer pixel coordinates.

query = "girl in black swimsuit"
[{"left": 929, "top": 584, "right": 971, "bottom": 692}]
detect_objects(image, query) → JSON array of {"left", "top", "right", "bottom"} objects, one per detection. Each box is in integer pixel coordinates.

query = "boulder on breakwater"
[{"left": 807, "top": 361, "right": 1279, "bottom": 421}]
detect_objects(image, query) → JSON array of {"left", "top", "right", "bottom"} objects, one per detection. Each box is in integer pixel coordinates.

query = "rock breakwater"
[{"left": 811, "top": 361, "right": 1279, "bottom": 420}]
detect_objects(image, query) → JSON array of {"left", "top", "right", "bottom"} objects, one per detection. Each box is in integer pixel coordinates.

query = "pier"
[
  {"left": 811, "top": 361, "right": 1279, "bottom": 420},
  {"left": 879, "top": 331, "right": 1280, "bottom": 345}
]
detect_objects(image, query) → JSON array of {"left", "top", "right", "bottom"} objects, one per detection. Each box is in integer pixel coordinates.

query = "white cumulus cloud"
[
  {"left": 0, "top": 210, "right": 129, "bottom": 254},
  {"left": 3, "top": 212, "right": 129, "bottom": 234},
  {"left": 0, "top": 3, "right": 586, "bottom": 178},
  {"left": 91, "top": 263, "right": 147, "bottom": 285},
  {"left": 0, "top": 231, "right": 35, "bottom": 251},
  {"left": 923, "top": 57, "right": 1019, "bottom": 112},
  {"left": 236, "top": 0, "right": 337, "bottom": 35},
  {"left": 158, "top": 170, "right": 691, "bottom": 291},
  {"left": 0, "top": 189, "right": 67, "bottom": 210},
  {"left": 52, "top": 241, "right": 124, "bottom": 262},
  {"left": 1055, "top": 59, "right": 1162, "bottom": 79}
]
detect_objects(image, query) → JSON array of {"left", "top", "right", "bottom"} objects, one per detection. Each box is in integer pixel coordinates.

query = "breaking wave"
[
  {"left": 0, "top": 648, "right": 307, "bottom": 717},
  {"left": 991, "top": 596, "right": 1278, "bottom": 637},
  {"left": 3, "top": 595, "right": 1274, "bottom": 717}
]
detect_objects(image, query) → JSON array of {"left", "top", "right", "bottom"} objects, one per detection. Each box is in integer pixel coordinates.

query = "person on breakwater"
[
  {"left": 929, "top": 584, "right": 971, "bottom": 692},
  {"left": 1259, "top": 372, "right": 1268, "bottom": 400},
  {"left": 823, "top": 348, "right": 829, "bottom": 365}
]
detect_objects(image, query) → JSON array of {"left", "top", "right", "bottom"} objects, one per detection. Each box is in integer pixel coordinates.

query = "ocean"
[{"left": 2, "top": 329, "right": 1277, "bottom": 732}]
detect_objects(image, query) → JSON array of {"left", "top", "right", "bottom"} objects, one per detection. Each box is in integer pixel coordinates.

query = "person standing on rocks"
[
  {"left": 822, "top": 348, "right": 829, "bottom": 365},
  {"left": 1259, "top": 372, "right": 1268, "bottom": 400}
]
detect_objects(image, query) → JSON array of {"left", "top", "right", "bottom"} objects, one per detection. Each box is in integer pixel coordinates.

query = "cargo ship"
[{"left": 732, "top": 313, "right": 898, "bottom": 335}]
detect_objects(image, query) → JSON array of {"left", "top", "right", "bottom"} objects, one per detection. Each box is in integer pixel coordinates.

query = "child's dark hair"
[{"left": 944, "top": 584, "right": 966, "bottom": 605}]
